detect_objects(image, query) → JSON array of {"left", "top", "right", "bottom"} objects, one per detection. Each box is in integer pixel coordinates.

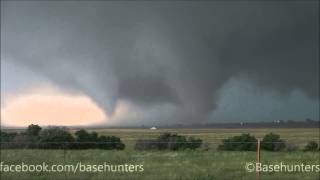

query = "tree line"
[
  {"left": 0, "top": 124, "right": 125, "bottom": 150},
  {"left": 217, "top": 133, "right": 319, "bottom": 152},
  {"left": 1, "top": 124, "right": 318, "bottom": 152}
]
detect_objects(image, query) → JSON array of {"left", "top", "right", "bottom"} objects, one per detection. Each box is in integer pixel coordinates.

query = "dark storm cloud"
[
  {"left": 118, "top": 76, "right": 179, "bottom": 105},
  {"left": 1, "top": 1, "right": 318, "bottom": 123}
]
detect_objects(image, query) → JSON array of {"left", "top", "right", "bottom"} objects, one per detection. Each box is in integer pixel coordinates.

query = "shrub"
[
  {"left": 134, "top": 139, "right": 158, "bottom": 150},
  {"left": 75, "top": 129, "right": 98, "bottom": 142},
  {"left": 217, "top": 133, "right": 257, "bottom": 151},
  {"left": 303, "top": 141, "right": 318, "bottom": 152},
  {"left": 39, "top": 127, "right": 75, "bottom": 149},
  {"left": 10, "top": 134, "right": 40, "bottom": 149},
  {"left": 26, "top": 124, "right": 42, "bottom": 136},
  {"left": 73, "top": 129, "right": 99, "bottom": 149},
  {"left": 261, "top": 133, "right": 286, "bottom": 151},
  {"left": 200, "top": 142, "right": 210, "bottom": 151},
  {"left": 73, "top": 129, "right": 125, "bottom": 150},
  {"left": 1, "top": 125, "right": 126, "bottom": 150},
  {"left": 157, "top": 133, "right": 202, "bottom": 150},
  {"left": 0, "top": 132, "right": 18, "bottom": 148},
  {"left": 135, "top": 133, "right": 202, "bottom": 151},
  {"left": 0, "top": 131, "right": 17, "bottom": 142},
  {"left": 187, "top": 137, "right": 203, "bottom": 150},
  {"left": 285, "top": 143, "right": 299, "bottom": 152},
  {"left": 98, "top": 136, "right": 125, "bottom": 150},
  {"left": 160, "top": 133, "right": 187, "bottom": 150}
]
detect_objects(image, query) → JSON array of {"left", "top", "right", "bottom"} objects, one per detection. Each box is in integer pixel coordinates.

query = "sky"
[{"left": 1, "top": 1, "right": 319, "bottom": 127}]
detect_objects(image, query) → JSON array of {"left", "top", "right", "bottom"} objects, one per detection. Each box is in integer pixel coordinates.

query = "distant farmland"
[{"left": 80, "top": 128, "right": 319, "bottom": 149}]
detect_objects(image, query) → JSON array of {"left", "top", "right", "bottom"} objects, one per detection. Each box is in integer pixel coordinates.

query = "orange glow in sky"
[{"left": 1, "top": 86, "right": 107, "bottom": 126}]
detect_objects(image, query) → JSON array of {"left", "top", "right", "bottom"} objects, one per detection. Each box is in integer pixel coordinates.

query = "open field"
[
  {"left": 80, "top": 128, "right": 320, "bottom": 149},
  {"left": 1, "top": 128, "right": 319, "bottom": 180}
]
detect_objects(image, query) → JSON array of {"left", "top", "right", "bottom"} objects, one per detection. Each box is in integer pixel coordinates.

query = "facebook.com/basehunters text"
[{"left": 0, "top": 162, "right": 144, "bottom": 174}]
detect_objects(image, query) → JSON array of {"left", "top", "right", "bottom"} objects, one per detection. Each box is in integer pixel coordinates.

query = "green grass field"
[{"left": 1, "top": 128, "right": 319, "bottom": 180}]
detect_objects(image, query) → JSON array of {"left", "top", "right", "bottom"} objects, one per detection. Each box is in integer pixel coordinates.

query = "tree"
[
  {"left": 303, "top": 141, "right": 318, "bottom": 152},
  {"left": 11, "top": 134, "right": 38, "bottom": 149},
  {"left": 134, "top": 139, "right": 158, "bottom": 150},
  {"left": 135, "top": 133, "right": 202, "bottom": 151},
  {"left": 187, "top": 137, "right": 202, "bottom": 150},
  {"left": 75, "top": 129, "right": 90, "bottom": 142},
  {"left": 1, "top": 125, "right": 126, "bottom": 150},
  {"left": 0, "top": 131, "right": 18, "bottom": 149},
  {"left": 261, "top": 133, "right": 286, "bottom": 151},
  {"left": 74, "top": 129, "right": 100, "bottom": 149},
  {"left": 74, "top": 129, "right": 125, "bottom": 150},
  {"left": 98, "top": 136, "right": 125, "bottom": 150},
  {"left": 26, "top": 124, "right": 42, "bottom": 136},
  {"left": 156, "top": 133, "right": 189, "bottom": 150},
  {"left": 0, "top": 131, "right": 17, "bottom": 142},
  {"left": 39, "top": 127, "right": 74, "bottom": 149},
  {"left": 218, "top": 133, "right": 257, "bottom": 151}
]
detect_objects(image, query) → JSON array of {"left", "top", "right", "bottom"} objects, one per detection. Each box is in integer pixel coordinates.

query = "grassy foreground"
[
  {"left": 0, "top": 150, "right": 319, "bottom": 180},
  {"left": 1, "top": 128, "right": 319, "bottom": 179}
]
